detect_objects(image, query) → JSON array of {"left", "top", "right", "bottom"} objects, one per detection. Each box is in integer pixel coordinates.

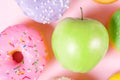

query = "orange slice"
[
  {"left": 93, "top": 0, "right": 118, "bottom": 4},
  {"left": 109, "top": 72, "right": 120, "bottom": 80}
]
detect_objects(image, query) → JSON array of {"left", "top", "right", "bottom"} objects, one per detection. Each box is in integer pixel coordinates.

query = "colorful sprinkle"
[
  {"left": 34, "top": 44, "right": 36, "bottom": 47},
  {"left": 13, "top": 65, "right": 21, "bottom": 70},
  {"left": 34, "top": 50, "right": 38, "bottom": 52},
  {"left": 23, "top": 32, "right": 27, "bottom": 35},
  {"left": 2, "top": 32, "right": 7, "bottom": 35},
  {"left": 40, "top": 57, "right": 43, "bottom": 61},
  {"left": 22, "top": 68, "right": 25, "bottom": 71},
  {"left": 32, "top": 60, "right": 39, "bottom": 73},
  {"left": 32, "top": 60, "right": 38, "bottom": 65},
  {"left": 27, "top": 68, "right": 31, "bottom": 72},
  {"left": 28, "top": 36, "right": 32, "bottom": 40},
  {"left": 22, "top": 60, "right": 24, "bottom": 64},
  {"left": 23, "top": 45, "right": 27, "bottom": 48},
  {"left": 18, "top": 71, "right": 25, "bottom": 75},
  {"left": 20, "top": 38, "right": 25, "bottom": 43},
  {"left": 6, "top": 71, "right": 10, "bottom": 75},
  {"left": 22, "top": 76, "right": 31, "bottom": 79},
  {"left": 28, "top": 45, "right": 34, "bottom": 48},
  {"left": 9, "top": 42, "right": 15, "bottom": 47}
]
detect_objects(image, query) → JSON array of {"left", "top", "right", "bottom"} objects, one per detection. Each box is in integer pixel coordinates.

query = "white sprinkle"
[
  {"left": 52, "top": 1, "right": 56, "bottom": 5},
  {"left": 43, "top": 21, "right": 47, "bottom": 24},
  {"left": 60, "top": 0, "right": 63, "bottom": 7},
  {"left": 50, "top": 9, "right": 54, "bottom": 13},
  {"left": 35, "top": 6, "right": 39, "bottom": 10},
  {"left": 21, "top": 1, "right": 23, "bottom": 4},
  {"left": 65, "top": 5, "right": 69, "bottom": 9},
  {"left": 41, "top": 2, "right": 43, "bottom": 5},
  {"left": 59, "top": 14, "right": 62, "bottom": 18},
  {"left": 47, "top": 0, "right": 50, "bottom": 3},
  {"left": 44, "top": 9, "right": 48, "bottom": 12},
  {"left": 44, "top": 2, "right": 47, "bottom": 5},
  {"left": 33, "top": 0, "right": 37, "bottom": 2},
  {"left": 48, "top": 6, "right": 51, "bottom": 9},
  {"left": 42, "top": 10, "right": 45, "bottom": 13}
]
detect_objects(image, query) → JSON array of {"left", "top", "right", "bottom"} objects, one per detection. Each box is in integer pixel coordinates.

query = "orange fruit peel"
[
  {"left": 109, "top": 72, "right": 120, "bottom": 80},
  {"left": 93, "top": 0, "right": 118, "bottom": 4}
]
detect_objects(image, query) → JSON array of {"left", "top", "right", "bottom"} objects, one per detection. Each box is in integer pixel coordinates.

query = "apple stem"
[{"left": 80, "top": 7, "right": 83, "bottom": 20}]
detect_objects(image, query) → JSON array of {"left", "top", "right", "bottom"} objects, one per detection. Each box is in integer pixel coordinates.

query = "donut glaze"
[{"left": 0, "top": 25, "right": 47, "bottom": 80}]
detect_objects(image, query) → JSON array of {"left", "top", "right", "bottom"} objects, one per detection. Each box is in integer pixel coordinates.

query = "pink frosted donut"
[{"left": 0, "top": 25, "right": 47, "bottom": 80}]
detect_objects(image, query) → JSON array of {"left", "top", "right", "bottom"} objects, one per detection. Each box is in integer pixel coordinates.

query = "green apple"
[
  {"left": 52, "top": 17, "right": 109, "bottom": 73},
  {"left": 109, "top": 10, "right": 120, "bottom": 52}
]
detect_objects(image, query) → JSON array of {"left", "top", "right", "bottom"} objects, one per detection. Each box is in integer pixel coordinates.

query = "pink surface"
[{"left": 0, "top": 0, "right": 120, "bottom": 80}]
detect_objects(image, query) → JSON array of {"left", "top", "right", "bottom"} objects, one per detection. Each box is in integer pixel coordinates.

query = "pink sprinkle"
[
  {"left": 22, "top": 76, "right": 31, "bottom": 79},
  {"left": 22, "top": 68, "right": 25, "bottom": 71},
  {"left": 28, "top": 36, "right": 32, "bottom": 40},
  {"left": 28, "top": 45, "right": 33, "bottom": 48},
  {"left": 2, "top": 33, "right": 7, "bottom": 35},
  {"left": 42, "top": 64, "right": 45, "bottom": 67},
  {"left": 22, "top": 40, "right": 25, "bottom": 42},
  {"left": 40, "top": 70, "right": 43, "bottom": 73},
  {"left": 32, "top": 61, "right": 36, "bottom": 65},
  {"left": 9, "top": 42, "right": 15, "bottom": 47},
  {"left": 11, "top": 77, "right": 14, "bottom": 79}
]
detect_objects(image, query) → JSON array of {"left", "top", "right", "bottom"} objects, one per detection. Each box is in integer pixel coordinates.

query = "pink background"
[{"left": 0, "top": 0, "right": 120, "bottom": 80}]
